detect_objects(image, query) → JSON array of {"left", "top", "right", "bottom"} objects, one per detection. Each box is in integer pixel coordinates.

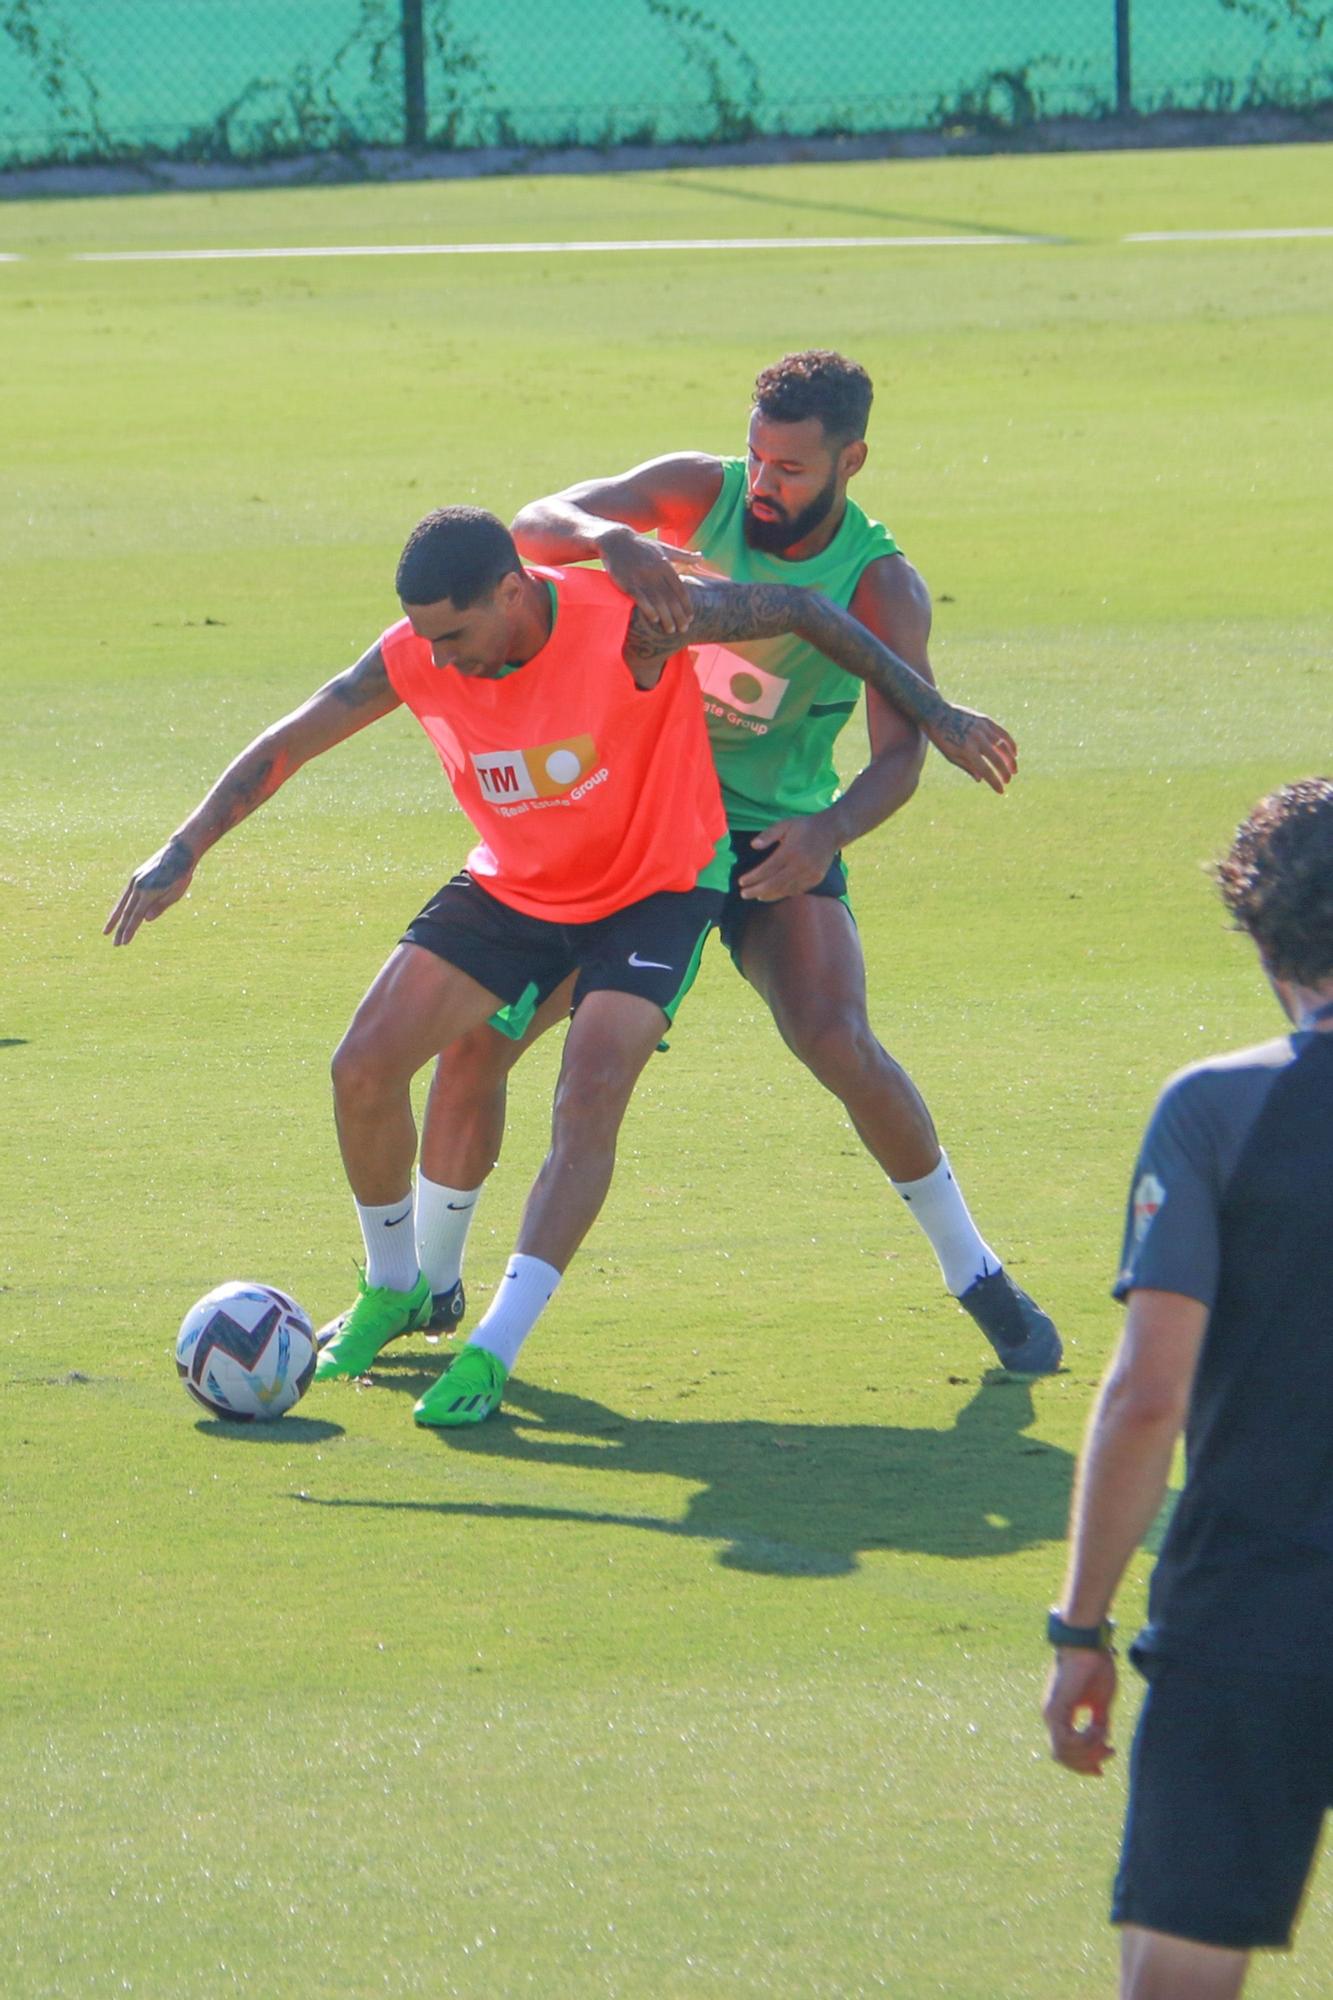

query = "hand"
[
  {"left": 923, "top": 706, "right": 1018, "bottom": 794},
  {"left": 737, "top": 817, "right": 837, "bottom": 900},
  {"left": 600, "top": 525, "right": 711, "bottom": 635},
  {"left": 104, "top": 836, "right": 197, "bottom": 946},
  {"left": 1043, "top": 1648, "right": 1118, "bottom": 1777}
]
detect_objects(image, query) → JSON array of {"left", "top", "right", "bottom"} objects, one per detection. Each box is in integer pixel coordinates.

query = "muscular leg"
[
  {"left": 419, "top": 973, "right": 576, "bottom": 1187},
  {"left": 330, "top": 944, "right": 504, "bottom": 1204},
  {"left": 737, "top": 891, "right": 1066, "bottom": 1371},
  {"left": 516, "top": 989, "right": 671, "bottom": 1272},
  {"left": 1120, "top": 1927, "right": 1249, "bottom": 2000},
  {"left": 739, "top": 893, "right": 941, "bottom": 1183},
  {"left": 316, "top": 946, "right": 512, "bottom": 1377},
  {"left": 413, "top": 989, "right": 670, "bottom": 1424}
]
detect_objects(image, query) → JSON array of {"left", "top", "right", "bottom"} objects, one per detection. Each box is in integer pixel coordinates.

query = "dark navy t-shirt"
[{"left": 1115, "top": 1029, "right": 1333, "bottom": 1673}]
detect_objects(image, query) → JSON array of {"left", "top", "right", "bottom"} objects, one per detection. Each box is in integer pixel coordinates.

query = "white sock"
[
  {"left": 356, "top": 1195, "right": 420, "bottom": 1292},
  {"left": 890, "top": 1152, "right": 1001, "bottom": 1296},
  {"left": 468, "top": 1254, "right": 560, "bottom": 1374},
  {"left": 415, "top": 1172, "right": 484, "bottom": 1295}
]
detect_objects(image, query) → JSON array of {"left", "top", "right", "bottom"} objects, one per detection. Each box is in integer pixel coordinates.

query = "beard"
[{"left": 742, "top": 469, "right": 840, "bottom": 554}]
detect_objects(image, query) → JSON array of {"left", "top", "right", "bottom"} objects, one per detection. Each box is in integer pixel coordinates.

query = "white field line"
[
  {"left": 1125, "top": 226, "right": 1333, "bottom": 242},
  {"left": 0, "top": 227, "right": 1325, "bottom": 266},
  {"left": 68, "top": 232, "right": 1050, "bottom": 264}
]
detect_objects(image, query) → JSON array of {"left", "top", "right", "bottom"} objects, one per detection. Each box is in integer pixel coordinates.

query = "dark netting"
[{"left": 1, "top": 0, "right": 1329, "bottom": 171}]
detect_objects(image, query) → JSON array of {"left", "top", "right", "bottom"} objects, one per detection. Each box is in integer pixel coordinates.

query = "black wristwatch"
[{"left": 1046, "top": 1608, "right": 1116, "bottom": 1651}]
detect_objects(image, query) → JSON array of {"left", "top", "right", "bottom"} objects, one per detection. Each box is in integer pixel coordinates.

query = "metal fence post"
[
  {"left": 402, "top": 0, "right": 427, "bottom": 147},
  {"left": 1115, "top": 0, "right": 1132, "bottom": 116}
]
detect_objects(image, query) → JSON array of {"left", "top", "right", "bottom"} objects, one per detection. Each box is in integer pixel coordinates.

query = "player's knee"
[
  {"left": 551, "top": 1052, "right": 639, "bottom": 1147},
  {"left": 330, "top": 1023, "right": 399, "bottom": 1111},
  {"left": 790, "top": 1008, "right": 883, "bottom": 1092},
  {"left": 1119, "top": 1928, "right": 1246, "bottom": 2000}
]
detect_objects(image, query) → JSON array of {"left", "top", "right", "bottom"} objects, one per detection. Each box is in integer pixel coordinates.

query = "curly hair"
[
  {"left": 751, "top": 350, "right": 873, "bottom": 443},
  {"left": 1215, "top": 778, "right": 1333, "bottom": 984},
  {"left": 396, "top": 506, "right": 520, "bottom": 609}
]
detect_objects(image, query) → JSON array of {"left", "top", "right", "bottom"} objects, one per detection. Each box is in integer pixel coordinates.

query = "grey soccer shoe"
[
  {"left": 957, "top": 1268, "right": 1062, "bottom": 1374},
  {"left": 425, "top": 1279, "right": 466, "bottom": 1338}
]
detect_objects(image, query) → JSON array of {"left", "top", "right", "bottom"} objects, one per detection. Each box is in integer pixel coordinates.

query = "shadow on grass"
[
  {"left": 300, "top": 1365, "right": 1072, "bottom": 1576},
  {"left": 643, "top": 171, "right": 1047, "bottom": 241},
  {"left": 197, "top": 1414, "right": 345, "bottom": 1442}
]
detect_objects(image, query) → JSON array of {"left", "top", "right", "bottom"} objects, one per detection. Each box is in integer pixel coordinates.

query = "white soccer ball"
[{"left": 176, "top": 1282, "right": 317, "bottom": 1422}]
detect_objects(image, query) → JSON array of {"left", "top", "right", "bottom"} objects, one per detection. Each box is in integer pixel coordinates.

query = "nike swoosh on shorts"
[{"left": 628, "top": 952, "right": 673, "bottom": 970}]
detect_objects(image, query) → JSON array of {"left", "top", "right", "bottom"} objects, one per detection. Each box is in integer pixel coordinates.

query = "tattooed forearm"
[
  {"left": 779, "top": 592, "right": 949, "bottom": 730},
  {"left": 175, "top": 741, "right": 293, "bottom": 858},
  {"left": 625, "top": 581, "right": 798, "bottom": 660},
  {"left": 212, "top": 755, "right": 281, "bottom": 831},
  {"left": 627, "top": 580, "right": 950, "bottom": 732}
]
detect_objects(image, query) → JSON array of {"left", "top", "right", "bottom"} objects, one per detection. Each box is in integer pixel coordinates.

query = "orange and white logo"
[
  {"left": 692, "top": 645, "right": 788, "bottom": 721},
  {"left": 472, "top": 734, "right": 598, "bottom": 804}
]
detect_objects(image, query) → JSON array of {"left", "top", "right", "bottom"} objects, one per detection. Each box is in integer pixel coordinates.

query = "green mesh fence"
[{"left": 1, "top": 0, "right": 1329, "bottom": 171}]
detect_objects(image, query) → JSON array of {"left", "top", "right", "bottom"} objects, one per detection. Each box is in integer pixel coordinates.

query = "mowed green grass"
[{"left": 2, "top": 146, "right": 1330, "bottom": 1997}]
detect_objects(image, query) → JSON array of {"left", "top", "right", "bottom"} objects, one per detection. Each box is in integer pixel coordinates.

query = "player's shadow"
[{"left": 303, "top": 1367, "right": 1071, "bottom": 1575}]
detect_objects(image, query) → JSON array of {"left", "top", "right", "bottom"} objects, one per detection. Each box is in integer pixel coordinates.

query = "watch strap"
[{"left": 1047, "top": 1608, "right": 1116, "bottom": 1651}]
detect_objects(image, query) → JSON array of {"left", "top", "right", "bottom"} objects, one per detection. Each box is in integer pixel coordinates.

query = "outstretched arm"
[
  {"left": 512, "top": 454, "right": 724, "bottom": 635},
  {"left": 1043, "top": 1289, "right": 1206, "bottom": 1778},
  {"left": 104, "top": 644, "right": 400, "bottom": 946},
  {"left": 737, "top": 556, "right": 932, "bottom": 899},
  {"left": 625, "top": 576, "right": 1018, "bottom": 793}
]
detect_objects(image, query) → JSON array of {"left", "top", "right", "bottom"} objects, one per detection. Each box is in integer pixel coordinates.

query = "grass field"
[{"left": 2, "top": 145, "right": 1331, "bottom": 1997}]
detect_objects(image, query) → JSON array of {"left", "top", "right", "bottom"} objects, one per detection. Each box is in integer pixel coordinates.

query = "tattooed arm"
[
  {"left": 104, "top": 644, "right": 401, "bottom": 946},
  {"left": 512, "top": 454, "right": 724, "bottom": 636},
  {"left": 623, "top": 578, "right": 1018, "bottom": 793}
]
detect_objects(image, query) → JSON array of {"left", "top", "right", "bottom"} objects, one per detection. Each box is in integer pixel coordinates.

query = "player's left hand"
[
  {"left": 923, "top": 705, "right": 1018, "bottom": 794},
  {"left": 1043, "top": 1649, "right": 1118, "bottom": 1777},
  {"left": 737, "top": 817, "right": 836, "bottom": 900}
]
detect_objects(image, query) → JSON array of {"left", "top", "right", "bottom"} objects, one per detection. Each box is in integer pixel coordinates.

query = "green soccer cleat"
[
  {"left": 314, "top": 1270, "right": 432, "bottom": 1380},
  {"left": 413, "top": 1342, "right": 508, "bottom": 1427}
]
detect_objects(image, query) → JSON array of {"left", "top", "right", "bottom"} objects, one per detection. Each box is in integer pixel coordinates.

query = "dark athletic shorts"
[
  {"left": 403, "top": 871, "right": 724, "bottom": 1039},
  {"left": 717, "top": 829, "right": 851, "bottom": 966},
  {"left": 1112, "top": 1655, "right": 1333, "bottom": 1950}
]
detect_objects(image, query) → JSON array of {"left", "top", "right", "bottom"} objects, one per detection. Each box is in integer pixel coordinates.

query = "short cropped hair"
[
  {"left": 395, "top": 506, "right": 521, "bottom": 609},
  {"left": 752, "top": 350, "right": 874, "bottom": 444},
  {"left": 1215, "top": 777, "right": 1333, "bottom": 984}
]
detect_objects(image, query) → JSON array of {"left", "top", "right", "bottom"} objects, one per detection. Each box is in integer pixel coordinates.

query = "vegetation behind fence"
[{"left": 1, "top": 0, "right": 1330, "bottom": 171}]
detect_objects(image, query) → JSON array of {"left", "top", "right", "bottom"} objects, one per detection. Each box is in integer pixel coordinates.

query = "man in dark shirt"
[{"left": 1043, "top": 777, "right": 1333, "bottom": 2000}]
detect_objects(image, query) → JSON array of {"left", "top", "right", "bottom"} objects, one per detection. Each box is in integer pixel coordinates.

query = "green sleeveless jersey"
[{"left": 692, "top": 458, "right": 899, "bottom": 830}]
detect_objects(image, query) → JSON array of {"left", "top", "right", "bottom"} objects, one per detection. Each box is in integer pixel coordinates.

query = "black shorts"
[
  {"left": 403, "top": 872, "right": 723, "bottom": 1036},
  {"left": 1113, "top": 1656, "right": 1333, "bottom": 1950},
  {"left": 717, "top": 828, "right": 851, "bottom": 966}
]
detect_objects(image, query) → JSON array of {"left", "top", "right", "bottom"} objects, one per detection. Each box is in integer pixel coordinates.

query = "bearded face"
[{"left": 742, "top": 464, "right": 841, "bottom": 553}]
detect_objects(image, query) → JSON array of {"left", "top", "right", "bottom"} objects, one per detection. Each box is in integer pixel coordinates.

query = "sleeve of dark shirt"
[{"left": 1113, "top": 1071, "right": 1222, "bottom": 1306}]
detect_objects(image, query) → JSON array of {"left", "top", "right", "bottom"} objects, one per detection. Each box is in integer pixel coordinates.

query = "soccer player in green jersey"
[{"left": 410, "top": 351, "right": 1060, "bottom": 1373}]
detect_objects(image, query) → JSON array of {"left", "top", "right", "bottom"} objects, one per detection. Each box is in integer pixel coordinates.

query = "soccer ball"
[{"left": 176, "top": 1282, "right": 317, "bottom": 1422}]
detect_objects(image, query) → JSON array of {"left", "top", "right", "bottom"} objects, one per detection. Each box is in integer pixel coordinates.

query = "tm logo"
[{"left": 473, "top": 734, "right": 597, "bottom": 804}]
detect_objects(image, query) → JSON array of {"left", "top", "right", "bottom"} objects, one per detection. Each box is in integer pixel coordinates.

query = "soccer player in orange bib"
[
  {"left": 106, "top": 506, "right": 1015, "bottom": 1426},
  {"left": 415, "top": 355, "right": 1062, "bottom": 1379}
]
